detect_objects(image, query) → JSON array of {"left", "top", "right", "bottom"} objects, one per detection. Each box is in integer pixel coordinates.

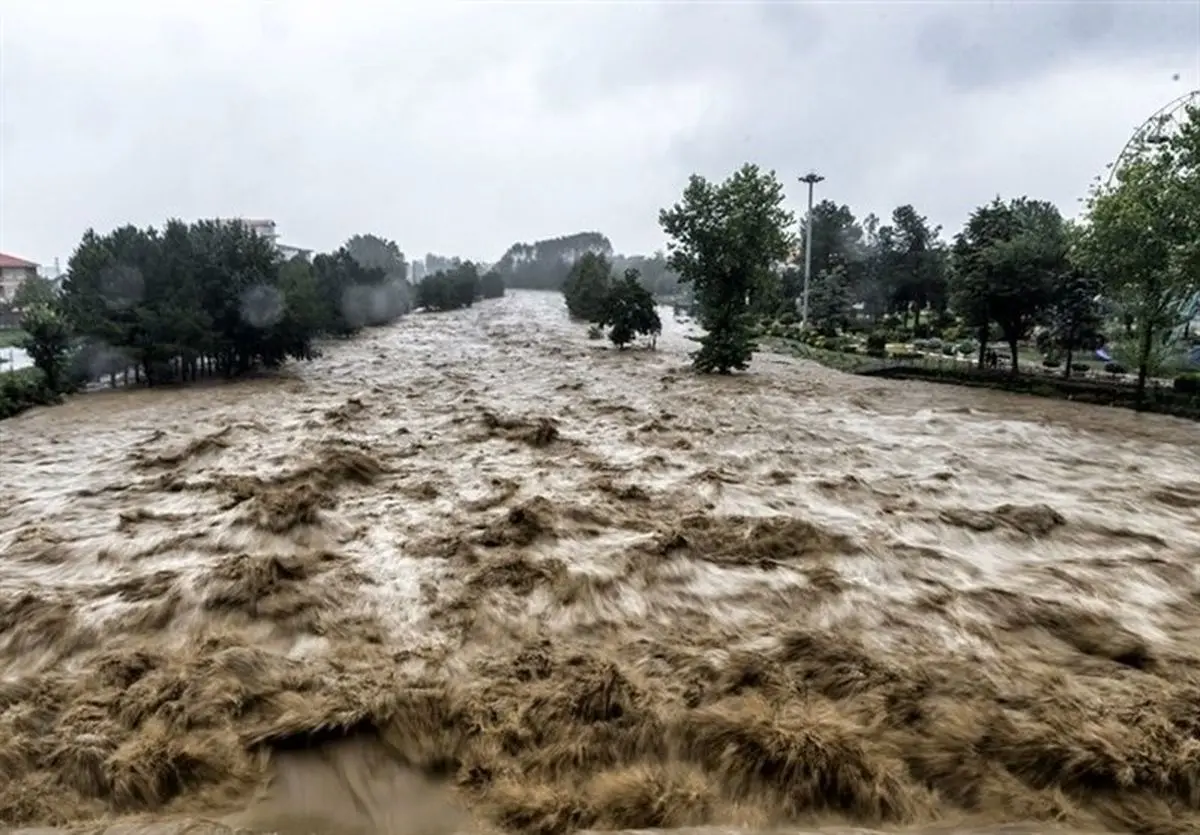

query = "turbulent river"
[{"left": 2, "top": 290, "right": 1199, "bottom": 835}]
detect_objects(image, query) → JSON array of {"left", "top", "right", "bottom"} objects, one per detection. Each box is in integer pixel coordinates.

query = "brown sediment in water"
[{"left": 2, "top": 293, "right": 1200, "bottom": 835}]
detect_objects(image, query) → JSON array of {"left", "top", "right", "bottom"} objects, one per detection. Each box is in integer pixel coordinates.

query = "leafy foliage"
[
  {"left": 0, "top": 368, "right": 59, "bottom": 419},
  {"left": 1044, "top": 240, "right": 1104, "bottom": 377},
  {"left": 562, "top": 252, "right": 613, "bottom": 323},
  {"left": 659, "top": 163, "right": 794, "bottom": 374},
  {"left": 13, "top": 275, "right": 57, "bottom": 311},
  {"left": 950, "top": 197, "right": 1068, "bottom": 372},
  {"left": 54, "top": 220, "right": 409, "bottom": 387},
  {"left": 806, "top": 266, "right": 854, "bottom": 337},
  {"left": 479, "top": 270, "right": 506, "bottom": 299},
  {"left": 344, "top": 233, "right": 408, "bottom": 281},
  {"left": 19, "top": 304, "right": 72, "bottom": 392},
  {"left": 1079, "top": 105, "right": 1200, "bottom": 401},
  {"left": 415, "top": 262, "right": 482, "bottom": 312},
  {"left": 602, "top": 269, "right": 662, "bottom": 349}
]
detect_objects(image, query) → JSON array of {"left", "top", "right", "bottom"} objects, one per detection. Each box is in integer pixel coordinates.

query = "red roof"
[{"left": 0, "top": 252, "right": 37, "bottom": 269}]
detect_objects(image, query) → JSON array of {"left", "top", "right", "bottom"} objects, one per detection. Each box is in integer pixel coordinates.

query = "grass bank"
[{"left": 766, "top": 337, "right": 1200, "bottom": 421}]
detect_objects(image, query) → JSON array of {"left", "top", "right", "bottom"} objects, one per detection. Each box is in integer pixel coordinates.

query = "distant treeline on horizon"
[{"left": 413, "top": 231, "right": 681, "bottom": 299}]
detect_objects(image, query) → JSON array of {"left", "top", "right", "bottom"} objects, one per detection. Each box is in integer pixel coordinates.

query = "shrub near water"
[{"left": 0, "top": 368, "right": 59, "bottom": 419}]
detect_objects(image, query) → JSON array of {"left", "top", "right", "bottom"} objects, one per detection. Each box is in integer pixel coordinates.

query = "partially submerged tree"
[
  {"left": 479, "top": 270, "right": 505, "bottom": 299},
  {"left": 602, "top": 269, "right": 662, "bottom": 349},
  {"left": 416, "top": 262, "right": 481, "bottom": 312},
  {"left": 659, "top": 163, "right": 794, "bottom": 373},
  {"left": 562, "top": 252, "right": 613, "bottom": 323}
]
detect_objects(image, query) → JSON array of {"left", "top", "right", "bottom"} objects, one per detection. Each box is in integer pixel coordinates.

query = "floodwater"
[{"left": 1, "top": 290, "right": 1199, "bottom": 835}]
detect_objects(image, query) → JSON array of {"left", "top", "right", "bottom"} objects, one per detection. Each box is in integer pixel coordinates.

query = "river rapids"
[{"left": 1, "top": 291, "right": 1199, "bottom": 835}]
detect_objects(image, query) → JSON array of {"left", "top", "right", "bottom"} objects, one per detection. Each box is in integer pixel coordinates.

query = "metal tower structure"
[{"left": 1105, "top": 88, "right": 1200, "bottom": 188}]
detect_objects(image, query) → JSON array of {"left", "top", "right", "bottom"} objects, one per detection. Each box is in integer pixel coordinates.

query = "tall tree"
[
  {"left": 59, "top": 219, "right": 313, "bottom": 384},
  {"left": 344, "top": 234, "right": 408, "bottom": 280},
  {"left": 1046, "top": 261, "right": 1104, "bottom": 378},
  {"left": 807, "top": 265, "right": 854, "bottom": 336},
  {"left": 1080, "top": 106, "right": 1200, "bottom": 403},
  {"left": 888, "top": 205, "right": 948, "bottom": 327},
  {"left": 798, "top": 201, "right": 864, "bottom": 283},
  {"left": 950, "top": 197, "right": 1068, "bottom": 372},
  {"left": 562, "top": 252, "right": 613, "bottom": 323},
  {"left": 602, "top": 269, "right": 662, "bottom": 349},
  {"left": 13, "top": 275, "right": 57, "bottom": 311},
  {"left": 659, "top": 164, "right": 794, "bottom": 373},
  {"left": 20, "top": 304, "right": 72, "bottom": 392}
]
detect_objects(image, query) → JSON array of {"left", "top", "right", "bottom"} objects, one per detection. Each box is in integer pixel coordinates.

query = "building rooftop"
[{"left": 0, "top": 252, "right": 38, "bottom": 269}]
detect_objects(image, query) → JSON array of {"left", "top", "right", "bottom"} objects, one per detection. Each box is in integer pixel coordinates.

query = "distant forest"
[{"left": 414, "top": 232, "right": 681, "bottom": 299}]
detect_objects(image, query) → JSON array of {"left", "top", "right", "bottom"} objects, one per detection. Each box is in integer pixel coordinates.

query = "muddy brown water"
[{"left": 2, "top": 291, "right": 1199, "bottom": 835}]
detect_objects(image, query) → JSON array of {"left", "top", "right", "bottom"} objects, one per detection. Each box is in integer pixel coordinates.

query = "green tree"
[
  {"left": 59, "top": 219, "right": 319, "bottom": 386},
  {"left": 602, "top": 269, "right": 662, "bottom": 349},
  {"left": 19, "top": 304, "right": 72, "bottom": 392},
  {"left": 13, "top": 275, "right": 57, "bottom": 311},
  {"left": 807, "top": 265, "right": 854, "bottom": 336},
  {"left": 1045, "top": 230, "right": 1104, "bottom": 377},
  {"left": 311, "top": 247, "right": 390, "bottom": 335},
  {"left": 1080, "top": 106, "right": 1200, "bottom": 403},
  {"left": 344, "top": 233, "right": 411, "bottom": 320},
  {"left": 275, "top": 256, "right": 326, "bottom": 360},
  {"left": 345, "top": 233, "right": 407, "bottom": 278},
  {"left": 415, "top": 262, "right": 481, "bottom": 312},
  {"left": 562, "top": 252, "right": 613, "bottom": 323},
  {"left": 659, "top": 163, "right": 794, "bottom": 373},
  {"left": 479, "top": 270, "right": 506, "bottom": 299},
  {"left": 950, "top": 197, "right": 1067, "bottom": 372},
  {"left": 796, "top": 201, "right": 864, "bottom": 316},
  {"left": 888, "top": 205, "right": 948, "bottom": 329}
]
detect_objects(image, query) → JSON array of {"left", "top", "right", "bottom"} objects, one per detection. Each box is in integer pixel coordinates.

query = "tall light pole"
[{"left": 798, "top": 172, "right": 824, "bottom": 328}]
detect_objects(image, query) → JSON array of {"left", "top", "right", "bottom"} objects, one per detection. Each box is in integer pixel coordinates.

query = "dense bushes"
[
  {"left": 562, "top": 258, "right": 661, "bottom": 349},
  {"left": 479, "top": 270, "right": 505, "bottom": 300},
  {"left": 0, "top": 368, "right": 60, "bottom": 419},
  {"left": 865, "top": 333, "right": 887, "bottom": 358},
  {"left": 57, "top": 221, "right": 412, "bottom": 386},
  {"left": 415, "top": 263, "right": 483, "bottom": 312},
  {"left": 1176, "top": 373, "right": 1200, "bottom": 394}
]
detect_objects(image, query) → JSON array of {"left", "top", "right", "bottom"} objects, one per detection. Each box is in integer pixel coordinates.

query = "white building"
[
  {"left": 222, "top": 218, "right": 311, "bottom": 262},
  {"left": 234, "top": 218, "right": 279, "bottom": 245}
]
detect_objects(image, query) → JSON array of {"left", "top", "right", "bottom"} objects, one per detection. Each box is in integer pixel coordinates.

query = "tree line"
[
  {"left": 7, "top": 105, "right": 1198, "bottom": 417},
  {"left": 650, "top": 105, "right": 1200, "bottom": 404},
  {"left": 7, "top": 224, "right": 508, "bottom": 411},
  {"left": 492, "top": 232, "right": 682, "bottom": 299}
]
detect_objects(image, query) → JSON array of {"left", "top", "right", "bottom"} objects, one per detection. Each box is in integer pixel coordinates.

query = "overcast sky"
[{"left": 1, "top": 0, "right": 1198, "bottom": 268}]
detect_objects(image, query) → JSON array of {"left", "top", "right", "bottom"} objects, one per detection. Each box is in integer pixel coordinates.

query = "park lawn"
[{"left": 0, "top": 329, "right": 28, "bottom": 348}]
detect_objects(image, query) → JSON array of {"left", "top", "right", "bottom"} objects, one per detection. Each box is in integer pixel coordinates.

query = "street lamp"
[{"left": 797, "top": 172, "right": 824, "bottom": 328}]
